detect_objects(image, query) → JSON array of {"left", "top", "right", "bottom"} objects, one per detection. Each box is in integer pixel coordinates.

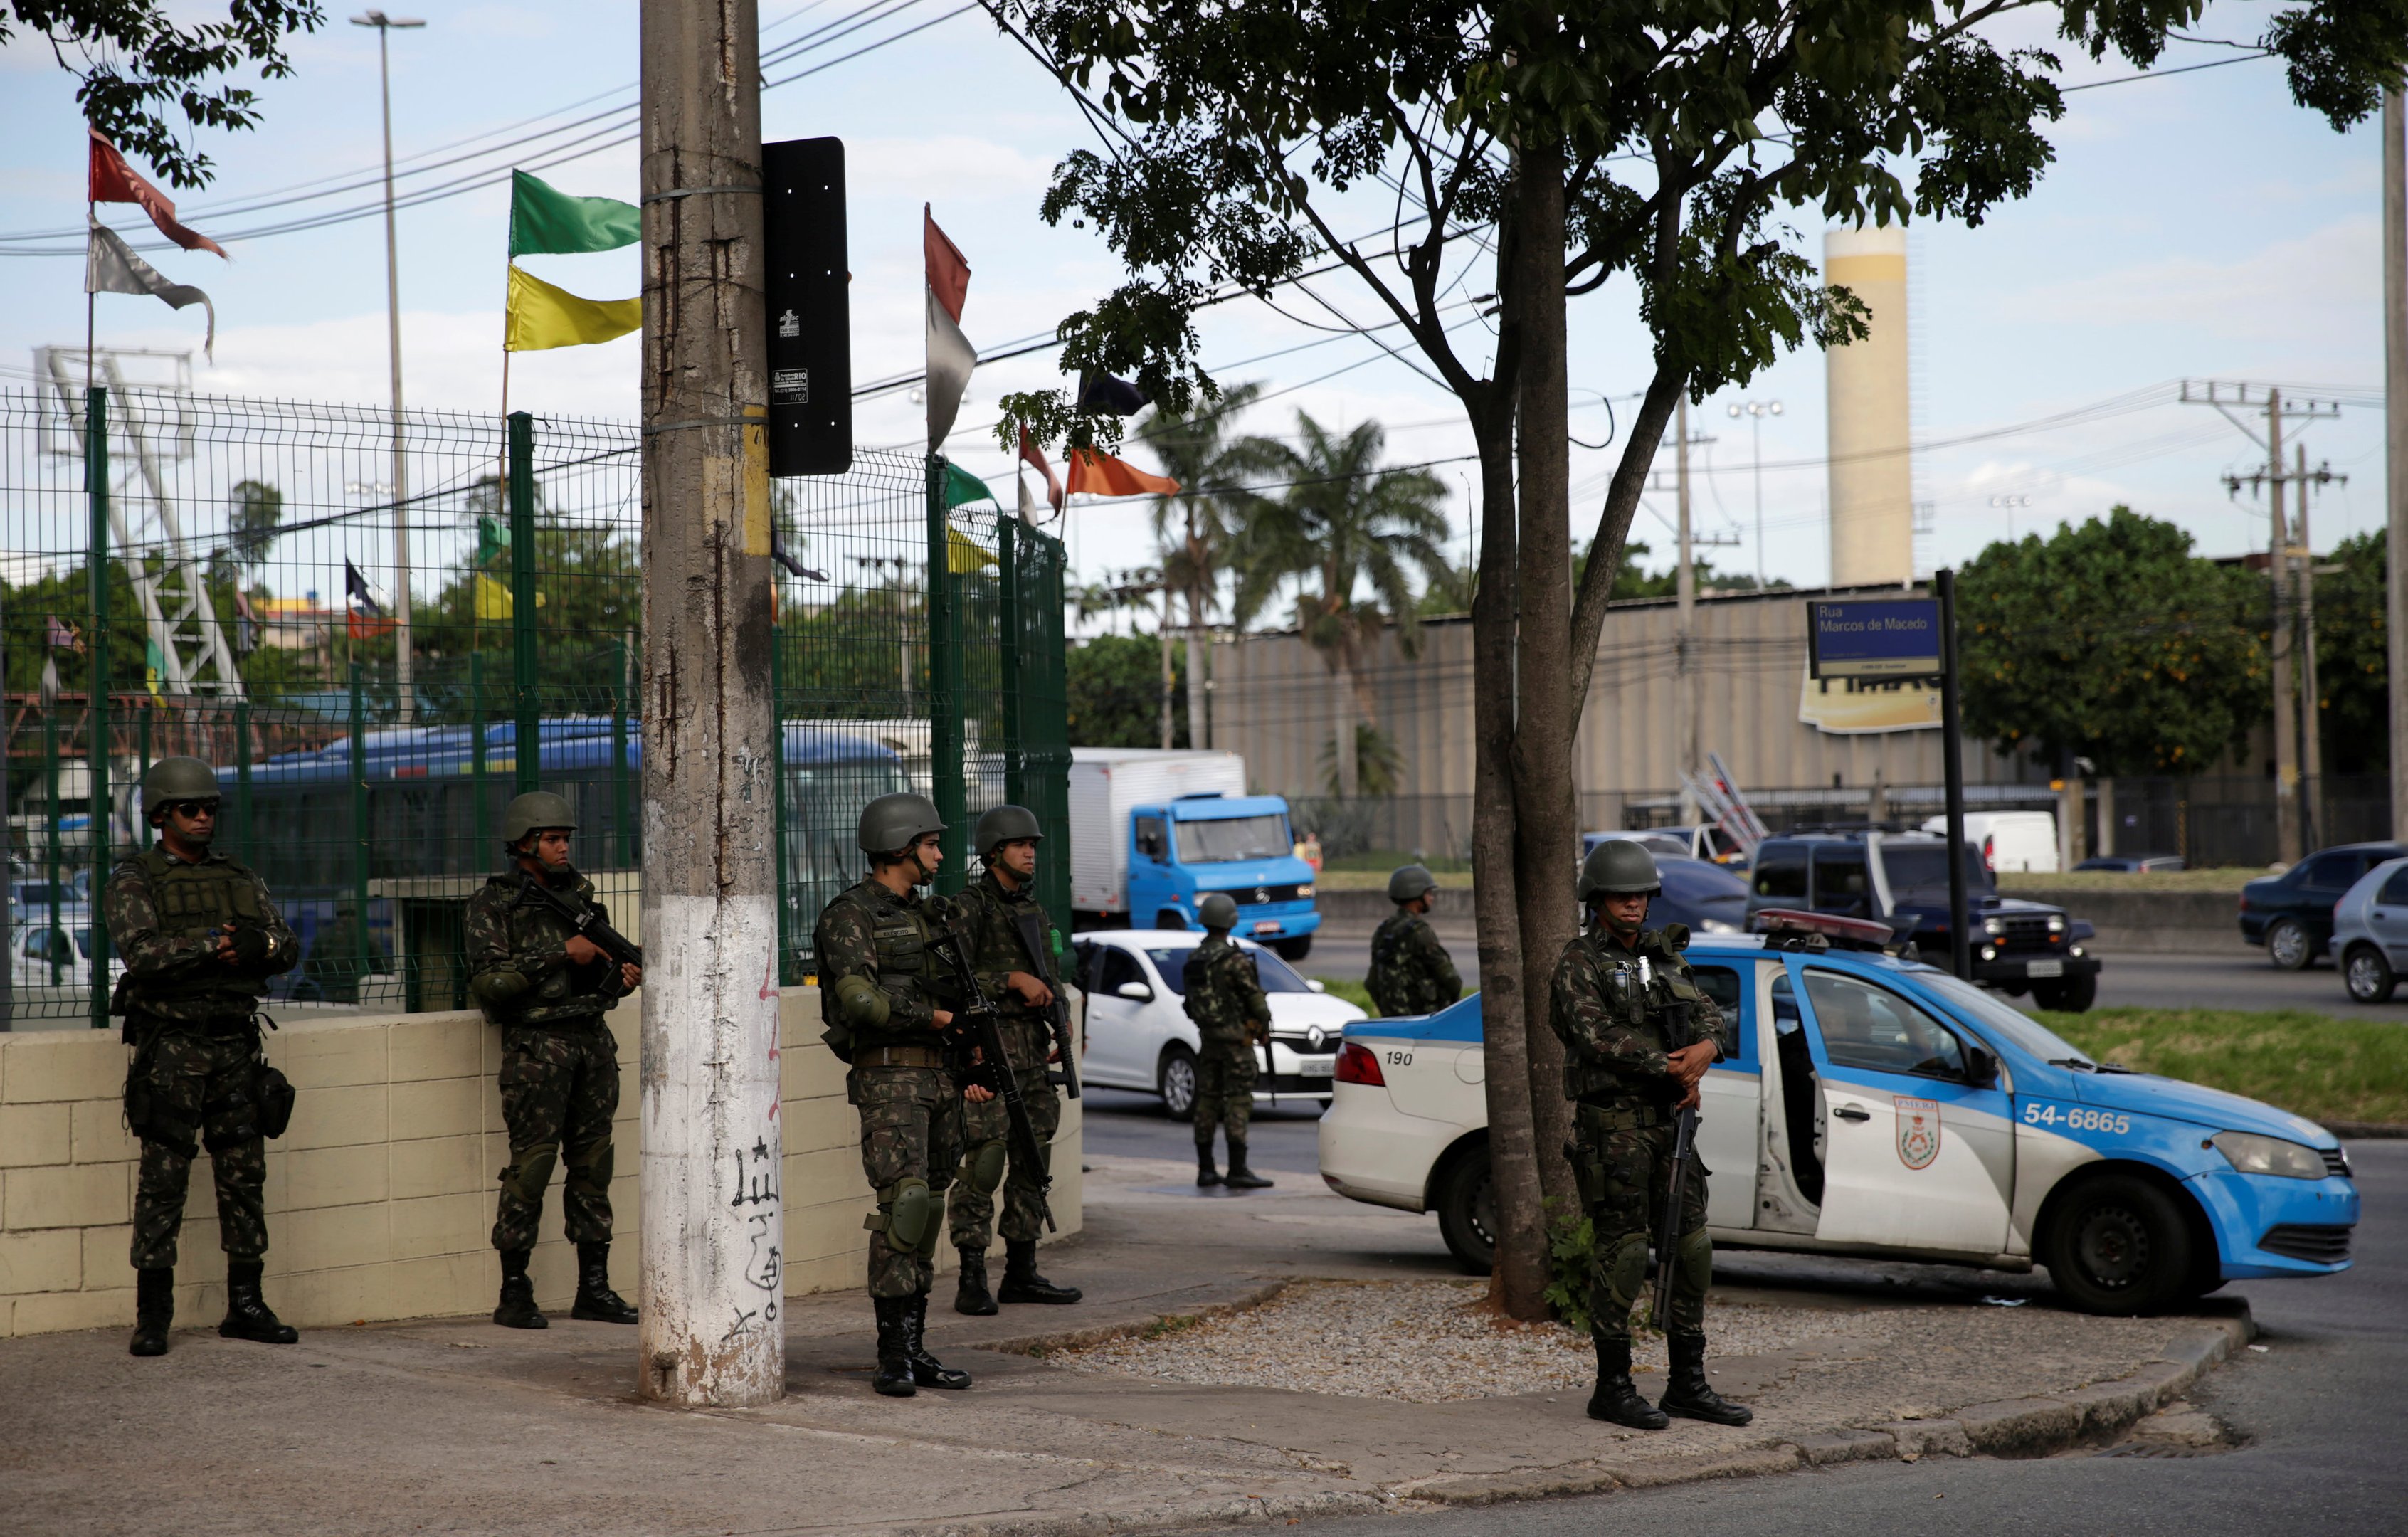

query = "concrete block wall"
[{"left": 0, "top": 986, "right": 1082, "bottom": 1337}]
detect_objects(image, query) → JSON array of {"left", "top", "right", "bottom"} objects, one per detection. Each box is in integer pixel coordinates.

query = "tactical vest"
[
  {"left": 122, "top": 846, "right": 270, "bottom": 1015},
  {"left": 842, "top": 884, "right": 949, "bottom": 1054},
  {"left": 1558, "top": 930, "right": 1702, "bottom": 1105}
]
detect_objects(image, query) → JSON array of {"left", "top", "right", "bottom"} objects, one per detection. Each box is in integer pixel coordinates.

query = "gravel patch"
[{"left": 1060, "top": 1279, "right": 1904, "bottom": 1403}]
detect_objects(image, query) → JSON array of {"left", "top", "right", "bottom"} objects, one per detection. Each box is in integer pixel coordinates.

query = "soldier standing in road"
[
  {"left": 466, "top": 792, "right": 642, "bottom": 1331},
  {"left": 814, "top": 793, "right": 983, "bottom": 1397},
  {"left": 1366, "top": 864, "right": 1462, "bottom": 1018},
  {"left": 108, "top": 756, "right": 302, "bottom": 1357},
  {"left": 1183, "top": 892, "right": 1273, "bottom": 1190},
  {"left": 1551, "top": 840, "right": 1753, "bottom": 1430},
  {"left": 947, "top": 806, "right": 1082, "bottom": 1315}
]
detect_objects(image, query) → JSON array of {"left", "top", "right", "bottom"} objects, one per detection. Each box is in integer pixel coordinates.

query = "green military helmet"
[
  {"left": 973, "top": 803, "right": 1044, "bottom": 857},
  {"left": 502, "top": 791, "right": 578, "bottom": 847},
  {"left": 858, "top": 791, "right": 945, "bottom": 855},
  {"left": 141, "top": 755, "right": 221, "bottom": 823},
  {"left": 1387, "top": 863, "right": 1438, "bottom": 904},
  {"left": 1578, "top": 838, "right": 1662, "bottom": 902},
  {"left": 1197, "top": 891, "right": 1239, "bottom": 931}
]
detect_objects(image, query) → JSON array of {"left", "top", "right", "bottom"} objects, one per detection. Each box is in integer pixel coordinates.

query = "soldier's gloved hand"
[
  {"left": 228, "top": 923, "right": 272, "bottom": 970},
  {"left": 213, "top": 921, "right": 241, "bottom": 963}
]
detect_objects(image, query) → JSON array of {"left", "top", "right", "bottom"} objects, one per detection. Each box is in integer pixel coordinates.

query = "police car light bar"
[{"left": 1752, "top": 907, "right": 1902, "bottom": 951}]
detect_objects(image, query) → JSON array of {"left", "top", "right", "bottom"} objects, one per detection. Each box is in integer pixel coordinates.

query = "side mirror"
[
  {"left": 1965, "top": 1044, "right": 2000, "bottom": 1089},
  {"left": 1306, "top": 978, "right": 1327, "bottom": 993},
  {"left": 1116, "top": 981, "right": 1154, "bottom": 1003}
]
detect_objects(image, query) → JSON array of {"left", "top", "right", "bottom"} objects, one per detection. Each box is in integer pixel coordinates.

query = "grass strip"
[{"left": 2037, "top": 1006, "right": 2408, "bottom": 1127}]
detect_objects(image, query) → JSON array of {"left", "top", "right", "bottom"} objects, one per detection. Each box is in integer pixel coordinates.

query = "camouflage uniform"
[
  {"left": 1183, "top": 936, "right": 1269, "bottom": 1149},
  {"left": 465, "top": 870, "right": 635, "bottom": 1252},
  {"left": 815, "top": 877, "right": 966, "bottom": 1299},
  {"left": 105, "top": 843, "right": 300, "bottom": 1269},
  {"left": 1366, "top": 909, "right": 1462, "bottom": 1018},
  {"left": 1548, "top": 924, "right": 1731, "bottom": 1343},
  {"left": 946, "top": 868, "right": 1063, "bottom": 1250}
]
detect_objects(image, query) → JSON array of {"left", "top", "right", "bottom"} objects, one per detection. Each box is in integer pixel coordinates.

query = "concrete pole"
[
  {"left": 1674, "top": 396, "right": 1698, "bottom": 825},
  {"left": 2268, "top": 389, "right": 2301, "bottom": 865},
  {"left": 636, "top": 0, "right": 783, "bottom": 1407},
  {"left": 354, "top": 11, "right": 423, "bottom": 725},
  {"left": 2385, "top": 89, "right": 2407, "bottom": 840},
  {"left": 2295, "top": 444, "right": 2323, "bottom": 845}
]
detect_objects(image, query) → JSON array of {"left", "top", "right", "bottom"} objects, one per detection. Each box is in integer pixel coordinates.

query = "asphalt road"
[{"left": 1296, "top": 1137, "right": 2406, "bottom": 1537}]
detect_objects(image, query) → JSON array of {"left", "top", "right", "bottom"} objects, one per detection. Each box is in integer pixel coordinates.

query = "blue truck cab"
[{"left": 1127, "top": 793, "right": 1322, "bottom": 960}]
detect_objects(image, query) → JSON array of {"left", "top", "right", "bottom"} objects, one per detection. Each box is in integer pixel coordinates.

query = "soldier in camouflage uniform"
[
  {"left": 466, "top": 792, "right": 641, "bottom": 1330},
  {"left": 107, "top": 756, "right": 302, "bottom": 1357},
  {"left": 815, "top": 792, "right": 981, "bottom": 1397},
  {"left": 1183, "top": 892, "right": 1273, "bottom": 1190},
  {"left": 1366, "top": 864, "right": 1462, "bottom": 1018},
  {"left": 946, "top": 805, "right": 1082, "bottom": 1314},
  {"left": 1550, "top": 840, "right": 1753, "bottom": 1430}
]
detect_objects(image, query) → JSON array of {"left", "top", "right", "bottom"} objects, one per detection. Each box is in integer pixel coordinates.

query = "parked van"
[{"left": 1922, "top": 810, "right": 2059, "bottom": 874}]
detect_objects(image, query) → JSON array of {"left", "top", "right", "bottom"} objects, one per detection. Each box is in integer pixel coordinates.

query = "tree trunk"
[
  {"left": 1333, "top": 655, "right": 1358, "bottom": 798},
  {"left": 1159, "top": 586, "right": 1176, "bottom": 749},
  {"left": 1186, "top": 592, "right": 1210, "bottom": 751},
  {"left": 1506, "top": 134, "right": 1580, "bottom": 1232}
]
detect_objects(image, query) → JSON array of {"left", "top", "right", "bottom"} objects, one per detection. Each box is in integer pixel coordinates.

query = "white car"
[{"left": 1071, "top": 929, "right": 1366, "bottom": 1114}]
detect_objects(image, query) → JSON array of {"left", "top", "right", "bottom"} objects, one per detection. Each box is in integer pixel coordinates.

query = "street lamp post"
[
  {"left": 1727, "top": 399, "right": 1782, "bottom": 588},
  {"left": 353, "top": 10, "right": 424, "bottom": 725}
]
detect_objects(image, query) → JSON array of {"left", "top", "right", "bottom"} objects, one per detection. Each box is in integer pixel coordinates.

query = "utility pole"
[
  {"left": 637, "top": 0, "right": 783, "bottom": 1407},
  {"left": 2296, "top": 444, "right": 2323, "bottom": 845},
  {"left": 352, "top": 11, "right": 423, "bottom": 724},
  {"left": 2387, "top": 88, "right": 2407, "bottom": 840},
  {"left": 1674, "top": 396, "right": 1697, "bottom": 825},
  {"left": 2267, "top": 389, "right": 2300, "bottom": 864}
]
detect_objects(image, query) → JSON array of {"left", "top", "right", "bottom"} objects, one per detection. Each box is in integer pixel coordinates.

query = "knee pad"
[
  {"left": 962, "top": 1139, "right": 1007, "bottom": 1195},
  {"left": 917, "top": 1190, "right": 947, "bottom": 1262},
  {"left": 1676, "top": 1227, "right": 1713, "bottom": 1290},
  {"left": 503, "top": 1142, "right": 561, "bottom": 1204},
  {"left": 565, "top": 1139, "right": 613, "bottom": 1191},
  {"left": 878, "top": 1177, "right": 933, "bottom": 1251}
]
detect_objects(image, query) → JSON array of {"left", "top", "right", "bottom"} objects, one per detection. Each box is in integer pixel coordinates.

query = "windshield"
[
  {"left": 1173, "top": 813, "right": 1291, "bottom": 864},
  {"left": 1881, "top": 843, "right": 1993, "bottom": 894},
  {"left": 1146, "top": 944, "right": 1315, "bottom": 995},
  {"left": 1913, "top": 971, "right": 2091, "bottom": 1064}
]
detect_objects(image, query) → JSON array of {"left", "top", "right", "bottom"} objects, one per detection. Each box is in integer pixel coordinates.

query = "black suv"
[{"left": 1746, "top": 831, "right": 2102, "bottom": 1010}]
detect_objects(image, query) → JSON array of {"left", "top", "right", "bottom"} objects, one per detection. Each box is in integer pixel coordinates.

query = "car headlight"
[
  {"left": 1699, "top": 918, "right": 1743, "bottom": 934},
  {"left": 1296, "top": 884, "right": 1314, "bottom": 899},
  {"left": 2047, "top": 914, "right": 2066, "bottom": 934},
  {"left": 1980, "top": 944, "right": 1997, "bottom": 961},
  {"left": 2210, "top": 1131, "right": 2327, "bottom": 1180},
  {"left": 1982, "top": 917, "right": 2005, "bottom": 937}
]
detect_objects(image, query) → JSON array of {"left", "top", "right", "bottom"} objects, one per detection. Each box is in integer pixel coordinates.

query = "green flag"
[
  {"left": 942, "top": 461, "right": 994, "bottom": 509},
  {"left": 508, "top": 169, "right": 639, "bottom": 257}
]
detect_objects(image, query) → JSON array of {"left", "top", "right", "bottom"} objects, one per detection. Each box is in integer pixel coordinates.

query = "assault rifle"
[
  {"left": 931, "top": 931, "right": 1056, "bottom": 1231},
  {"left": 515, "top": 870, "right": 643, "bottom": 972},
  {"left": 1653, "top": 993, "right": 1701, "bottom": 1333},
  {"left": 1010, "top": 910, "right": 1081, "bottom": 1101}
]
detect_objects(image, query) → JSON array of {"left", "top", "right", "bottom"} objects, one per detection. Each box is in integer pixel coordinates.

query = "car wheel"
[
  {"left": 2344, "top": 944, "right": 2397, "bottom": 1003},
  {"left": 2032, "top": 973, "right": 2098, "bottom": 1012},
  {"left": 1274, "top": 936, "right": 1312, "bottom": 962},
  {"left": 1433, "top": 1143, "right": 1496, "bottom": 1274},
  {"left": 2266, "top": 918, "right": 2313, "bottom": 971},
  {"left": 1158, "top": 1044, "right": 1198, "bottom": 1119},
  {"left": 2044, "top": 1172, "right": 2195, "bottom": 1316}
]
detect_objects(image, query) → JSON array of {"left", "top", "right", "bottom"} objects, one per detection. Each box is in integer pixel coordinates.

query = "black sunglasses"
[{"left": 160, "top": 799, "right": 220, "bottom": 820}]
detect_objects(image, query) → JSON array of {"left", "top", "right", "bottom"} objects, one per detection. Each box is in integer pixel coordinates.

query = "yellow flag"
[
  {"left": 946, "top": 525, "right": 996, "bottom": 574},
  {"left": 475, "top": 573, "right": 514, "bottom": 619},
  {"left": 505, "top": 263, "right": 640, "bottom": 352}
]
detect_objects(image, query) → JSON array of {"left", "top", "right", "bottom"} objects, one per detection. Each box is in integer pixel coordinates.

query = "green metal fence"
[{"left": 0, "top": 380, "right": 1067, "bottom": 1025}]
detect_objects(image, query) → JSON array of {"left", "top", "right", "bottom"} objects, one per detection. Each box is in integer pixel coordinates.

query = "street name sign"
[{"left": 1807, "top": 597, "right": 1943, "bottom": 680}]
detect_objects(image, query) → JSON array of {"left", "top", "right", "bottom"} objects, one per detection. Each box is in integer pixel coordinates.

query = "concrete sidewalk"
[{"left": 0, "top": 1153, "right": 2251, "bottom": 1536}]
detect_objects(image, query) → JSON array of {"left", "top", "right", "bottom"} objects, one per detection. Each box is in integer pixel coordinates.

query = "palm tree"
[
  {"left": 1140, "top": 383, "right": 1277, "bottom": 750},
  {"left": 1233, "top": 413, "right": 1453, "bottom": 798}
]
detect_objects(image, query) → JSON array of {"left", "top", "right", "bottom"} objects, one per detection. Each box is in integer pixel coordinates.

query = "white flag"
[
  {"left": 86, "top": 218, "right": 215, "bottom": 359},
  {"left": 924, "top": 206, "right": 977, "bottom": 450}
]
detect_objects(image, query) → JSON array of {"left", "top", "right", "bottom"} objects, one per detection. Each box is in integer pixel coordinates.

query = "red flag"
[
  {"left": 1018, "top": 428, "right": 1064, "bottom": 512},
  {"left": 88, "top": 129, "right": 227, "bottom": 258},
  {"left": 1065, "top": 450, "right": 1181, "bottom": 500},
  {"left": 924, "top": 207, "right": 971, "bottom": 324}
]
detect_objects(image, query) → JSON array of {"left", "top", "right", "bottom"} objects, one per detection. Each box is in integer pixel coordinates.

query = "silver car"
[{"left": 2332, "top": 856, "right": 2408, "bottom": 1003}]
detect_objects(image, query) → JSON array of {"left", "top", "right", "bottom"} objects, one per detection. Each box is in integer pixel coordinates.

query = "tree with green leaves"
[
  {"left": 4, "top": 1, "right": 325, "bottom": 189},
  {"left": 225, "top": 479, "right": 282, "bottom": 577},
  {"left": 1067, "top": 632, "right": 1188, "bottom": 748},
  {"left": 1230, "top": 413, "right": 1452, "bottom": 799},
  {"left": 1958, "top": 507, "right": 2266, "bottom": 777},
  {"left": 991, "top": 0, "right": 2406, "bottom": 1316},
  {"left": 1141, "top": 382, "right": 1279, "bottom": 749},
  {"left": 2313, "top": 529, "right": 2387, "bottom": 776}
]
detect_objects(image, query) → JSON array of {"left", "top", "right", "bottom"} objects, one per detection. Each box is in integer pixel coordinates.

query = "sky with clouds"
[{"left": 0, "top": 1, "right": 2391, "bottom": 609}]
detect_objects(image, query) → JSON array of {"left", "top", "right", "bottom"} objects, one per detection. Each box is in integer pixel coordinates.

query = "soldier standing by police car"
[
  {"left": 466, "top": 792, "right": 642, "bottom": 1330},
  {"left": 946, "top": 805, "right": 1082, "bottom": 1315},
  {"left": 1366, "top": 863, "right": 1461, "bottom": 1018},
  {"left": 1550, "top": 840, "right": 1753, "bottom": 1430},
  {"left": 814, "top": 793, "right": 985, "bottom": 1396},
  {"left": 1184, "top": 892, "right": 1273, "bottom": 1190},
  {"left": 107, "top": 756, "right": 302, "bottom": 1357}
]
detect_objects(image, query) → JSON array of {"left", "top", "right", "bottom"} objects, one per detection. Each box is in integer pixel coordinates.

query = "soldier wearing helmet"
[
  {"left": 1551, "top": 838, "right": 1750, "bottom": 1432},
  {"left": 1181, "top": 891, "right": 1273, "bottom": 1189},
  {"left": 466, "top": 791, "right": 641, "bottom": 1331},
  {"left": 811, "top": 791, "right": 981, "bottom": 1397},
  {"left": 944, "top": 805, "right": 1082, "bottom": 1315},
  {"left": 106, "top": 755, "right": 301, "bottom": 1358},
  {"left": 1366, "top": 864, "right": 1461, "bottom": 1018}
]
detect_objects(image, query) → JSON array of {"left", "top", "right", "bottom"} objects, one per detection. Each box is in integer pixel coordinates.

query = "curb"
[
  {"left": 970, "top": 1281, "right": 1294, "bottom": 1358},
  {"left": 879, "top": 1489, "right": 1395, "bottom": 1537},
  {"left": 2325, "top": 1120, "right": 2408, "bottom": 1140}
]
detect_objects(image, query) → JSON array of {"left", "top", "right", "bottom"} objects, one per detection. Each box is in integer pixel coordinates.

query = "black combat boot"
[
  {"left": 493, "top": 1247, "right": 546, "bottom": 1329},
  {"left": 1222, "top": 1142, "right": 1273, "bottom": 1189},
  {"left": 872, "top": 1295, "right": 917, "bottom": 1397},
  {"left": 904, "top": 1293, "right": 973, "bottom": 1389},
  {"left": 1586, "top": 1336, "right": 1669, "bottom": 1430},
  {"left": 954, "top": 1247, "right": 999, "bottom": 1316},
  {"left": 129, "top": 1267, "right": 174, "bottom": 1357},
  {"left": 997, "top": 1238, "right": 1082, "bottom": 1305},
  {"left": 1659, "top": 1333, "right": 1753, "bottom": 1425},
  {"left": 218, "top": 1261, "right": 299, "bottom": 1345},
  {"left": 1196, "top": 1143, "right": 1223, "bottom": 1187},
  {"left": 570, "top": 1241, "right": 639, "bottom": 1324}
]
